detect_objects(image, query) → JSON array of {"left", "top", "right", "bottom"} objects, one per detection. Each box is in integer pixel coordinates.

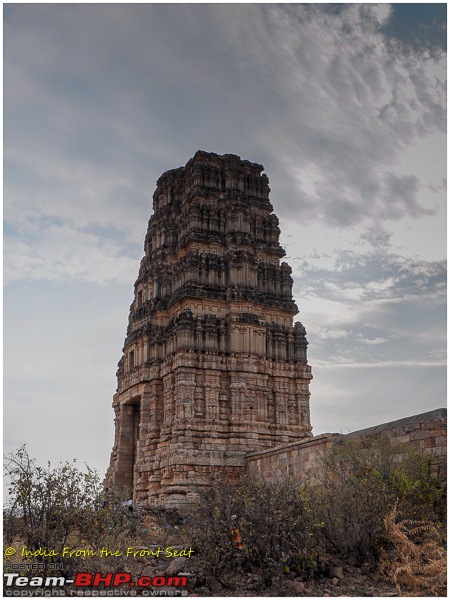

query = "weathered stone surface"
[
  {"left": 289, "top": 580, "right": 305, "bottom": 593},
  {"left": 329, "top": 566, "right": 344, "bottom": 579},
  {"left": 164, "top": 557, "right": 187, "bottom": 576},
  {"left": 106, "top": 151, "right": 313, "bottom": 506},
  {"left": 140, "top": 565, "right": 160, "bottom": 578},
  {"left": 247, "top": 408, "right": 446, "bottom": 484}
]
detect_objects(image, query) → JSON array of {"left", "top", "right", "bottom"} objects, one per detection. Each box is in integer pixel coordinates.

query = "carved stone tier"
[{"left": 106, "top": 151, "right": 312, "bottom": 506}]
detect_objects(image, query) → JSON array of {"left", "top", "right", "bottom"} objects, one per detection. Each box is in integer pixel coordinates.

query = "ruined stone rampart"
[{"left": 246, "top": 408, "right": 447, "bottom": 481}]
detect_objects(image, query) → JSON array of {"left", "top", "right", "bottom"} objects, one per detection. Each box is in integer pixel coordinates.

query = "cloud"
[
  {"left": 292, "top": 244, "right": 446, "bottom": 374},
  {"left": 382, "top": 171, "right": 434, "bottom": 219},
  {"left": 5, "top": 4, "right": 446, "bottom": 244},
  {"left": 259, "top": 4, "right": 445, "bottom": 227},
  {"left": 312, "top": 327, "right": 348, "bottom": 341},
  {"left": 294, "top": 247, "right": 446, "bottom": 304},
  {"left": 368, "top": 4, "right": 393, "bottom": 27},
  {"left": 4, "top": 224, "right": 140, "bottom": 284},
  {"left": 355, "top": 335, "right": 388, "bottom": 345},
  {"left": 360, "top": 226, "right": 392, "bottom": 249}
]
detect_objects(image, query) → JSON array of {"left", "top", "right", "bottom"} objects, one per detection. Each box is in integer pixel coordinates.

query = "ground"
[{"left": 137, "top": 507, "right": 410, "bottom": 597}]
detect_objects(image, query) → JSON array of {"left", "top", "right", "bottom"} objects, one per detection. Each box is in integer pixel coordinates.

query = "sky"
[{"left": 4, "top": 3, "right": 446, "bottom": 479}]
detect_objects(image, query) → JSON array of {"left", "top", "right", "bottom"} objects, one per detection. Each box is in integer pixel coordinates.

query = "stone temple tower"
[{"left": 106, "top": 151, "right": 312, "bottom": 506}]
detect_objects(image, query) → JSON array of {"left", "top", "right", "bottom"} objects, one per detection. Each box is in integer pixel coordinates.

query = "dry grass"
[{"left": 380, "top": 502, "right": 447, "bottom": 596}]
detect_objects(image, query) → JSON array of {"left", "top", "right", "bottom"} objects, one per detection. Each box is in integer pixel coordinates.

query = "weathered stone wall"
[{"left": 246, "top": 408, "right": 447, "bottom": 481}]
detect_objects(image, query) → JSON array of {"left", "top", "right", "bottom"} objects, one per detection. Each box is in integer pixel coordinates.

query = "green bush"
[
  {"left": 4, "top": 445, "right": 102, "bottom": 551},
  {"left": 3, "top": 445, "right": 145, "bottom": 581},
  {"left": 309, "top": 437, "right": 446, "bottom": 562}
]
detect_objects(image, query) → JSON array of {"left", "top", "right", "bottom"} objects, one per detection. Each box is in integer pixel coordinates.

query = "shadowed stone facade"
[{"left": 106, "top": 151, "right": 313, "bottom": 506}]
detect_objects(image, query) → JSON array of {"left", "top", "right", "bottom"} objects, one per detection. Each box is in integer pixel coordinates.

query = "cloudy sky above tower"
[{"left": 4, "top": 3, "right": 446, "bottom": 474}]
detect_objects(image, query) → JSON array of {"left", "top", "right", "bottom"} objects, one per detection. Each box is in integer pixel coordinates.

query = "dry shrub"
[
  {"left": 187, "top": 474, "right": 322, "bottom": 589},
  {"left": 309, "top": 438, "right": 396, "bottom": 561},
  {"left": 380, "top": 502, "right": 447, "bottom": 596}
]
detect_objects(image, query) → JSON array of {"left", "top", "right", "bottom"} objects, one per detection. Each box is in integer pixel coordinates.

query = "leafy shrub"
[
  {"left": 309, "top": 437, "right": 446, "bottom": 563},
  {"left": 4, "top": 445, "right": 101, "bottom": 551},
  {"left": 3, "top": 445, "right": 145, "bottom": 581},
  {"left": 389, "top": 450, "right": 447, "bottom": 529},
  {"left": 4, "top": 441, "right": 446, "bottom": 594}
]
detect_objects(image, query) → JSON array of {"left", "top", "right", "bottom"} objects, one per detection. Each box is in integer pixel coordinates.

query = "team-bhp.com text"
[{"left": 4, "top": 572, "right": 187, "bottom": 589}]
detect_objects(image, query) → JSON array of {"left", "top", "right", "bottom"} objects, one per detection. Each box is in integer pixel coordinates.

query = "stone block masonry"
[
  {"left": 246, "top": 408, "right": 447, "bottom": 482},
  {"left": 105, "top": 150, "right": 446, "bottom": 507},
  {"left": 106, "top": 151, "right": 313, "bottom": 506}
]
